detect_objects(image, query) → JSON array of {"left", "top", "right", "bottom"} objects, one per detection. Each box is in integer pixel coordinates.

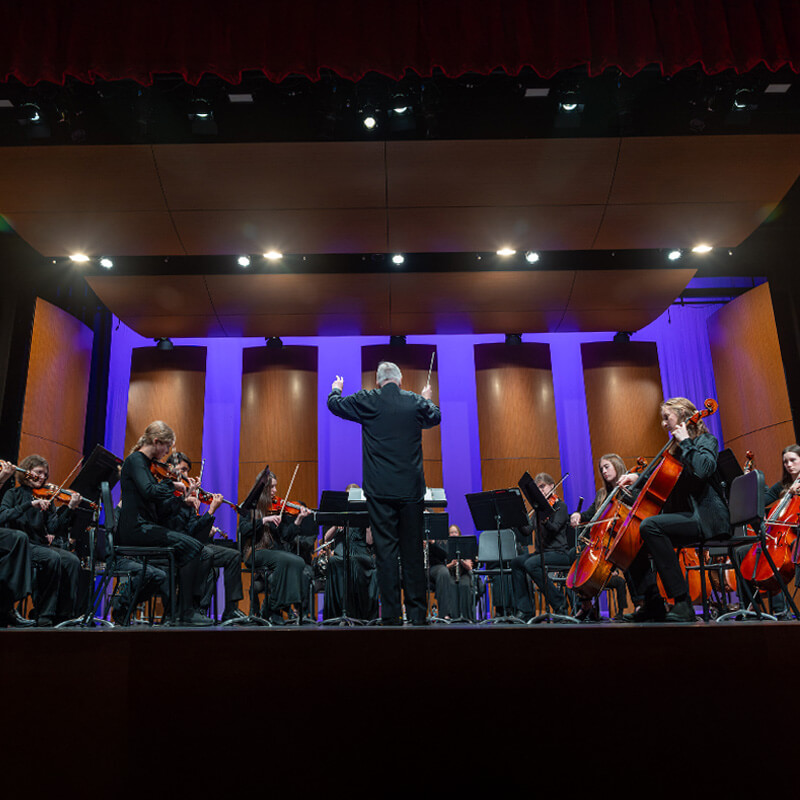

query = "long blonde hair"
[
  {"left": 129, "top": 420, "right": 176, "bottom": 456},
  {"left": 660, "top": 397, "right": 709, "bottom": 438}
]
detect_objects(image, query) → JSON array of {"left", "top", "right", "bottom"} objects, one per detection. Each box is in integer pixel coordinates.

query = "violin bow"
[
  {"left": 426, "top": 351, "right": 436, "bottom": 389},
  {"left": 44, "top": 456, "right": 84, "bottom": 507},
  {"left": 279, "top": 463, "right": 300, "bottom": 518}
]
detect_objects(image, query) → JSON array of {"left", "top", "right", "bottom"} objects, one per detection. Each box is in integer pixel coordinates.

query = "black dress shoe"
[
  {"left": 2, "top": 609, "right": 35, "bottom": 628},
  {"left": 665, "top": 600, "right": 697, "bottom": 623},
  {"left": 179, "top": 610, "right": 214, "bottom": 627},
  {"left": 36, "top": 616, "right": 54, "bottom": 628},
  {"left": 621, "top": 596, "right": 667, "bottom": 623},
  {"left": 221, "top": 608, "right": 246, "bottom": 623},
  {"left": 379, "top": 617, "right": 403, "bottom": 626}
]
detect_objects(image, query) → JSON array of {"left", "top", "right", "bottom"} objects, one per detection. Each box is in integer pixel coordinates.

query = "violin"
[
  {"left": 270, "top": 497, "right": 306, "bottom": 517},
  {"left": 149, "top": 459, "right": 241, "bottom": 512},
  {"left": 606, "top": 398, "right": 719, "bottom": 571},
  {"left": 32, "top": 483, "right": 98, "bottom": 511}
]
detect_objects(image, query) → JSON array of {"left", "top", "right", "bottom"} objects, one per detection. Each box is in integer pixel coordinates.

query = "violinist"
[
  {"left": 0, "top": 460, "right": 34, "bottom": 627},
  {"left": 569, "top": 454, "right": 633, "bottom": 622},
  {"left": 238, "top": 468, "right": 310, "bottom": 625},
  {"left": 617, "top": 397, "right": 729, "bottom": 623},
  {"left": 118, "top": 421, "right": 210, "bottom": 627},
  {"left": 731, "top": 444, "right": 800, "bottom": 615},
  {"left": 321, "top": 483, "right": 378, "bottom": 622},
  {"left": 510, "top": 472, "right": 571, "bottom": 621},
  {"left": 165, "top": 452, "right": 244, "bottom": 623},
  {"left": 0, "top": 454, "right": 81, "bottom": 626}
]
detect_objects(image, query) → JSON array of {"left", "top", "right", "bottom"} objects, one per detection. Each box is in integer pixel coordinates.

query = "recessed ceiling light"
[
  {"left": 237, "top": 255, "right": 251, "bottom": 267},
  {"left": 524, "top": 251, "right": 540, "bottom": 264},
  {"left": 99, "top": 257, "right": 114, "bottom": 269},
  {"left": 69, "top": 253, "right": 90, "bottom": 263},
  {"left": 496, "top": 247, "right": 516, "bottom": 257},
  {"left": 263, "top": 251, "right": 283, "bottom": 261},
  {"left": 667, "top": 250, "right": 682, "bottom": 261},
  {"left": 691, "top": 244, "right": 713, "bottom": 254},
  {"left": 391, "top": 254, "right": 405, "bottom": 265}
]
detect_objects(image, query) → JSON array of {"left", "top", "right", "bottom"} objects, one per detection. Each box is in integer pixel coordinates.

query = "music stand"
[
  {"left": 443, "top": 535, "right": 479, "bottom": 623},
  {"left": 518, "top": 472, "right": 578, "bottom": 625},
  {"left": 466, "top": 488, "right": 529, "bottom": 624},
  {"left": 318, "top": 489, "right": 371, "bottom": 626},
  {"left": 58, "top": 447, "right": 123, "bottom": 628},
  {"left": 422, "top": 510, "right": 450, "bottom": 623},
  {"left": 221, "top": 465, "right": 272, "bottom": 626}
]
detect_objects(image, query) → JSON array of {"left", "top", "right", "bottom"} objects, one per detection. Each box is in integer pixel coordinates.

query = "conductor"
[{"left": 327, "top": 361, "right": 441, "bottom": 626}]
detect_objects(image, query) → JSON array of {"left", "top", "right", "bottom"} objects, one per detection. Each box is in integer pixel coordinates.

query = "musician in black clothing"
[
  {"left": 0, "top": 454, "right": 81, "bottom": 626},
  {"left": 617, "top": 397, "right": 730, "bottom": 623},
  {"left": 166, "top": 452, "right": 244, "bottom": 622},
  {"left": 510, "top": 472, "right": 571, "bottom": 620},
  {"left": 118, "top": 420, "right": 210, "bottom": 626},
  {"left": 327, "top": 361, "right": 441, "bottom": 626},
  {"left": 0, "top": 461, "right": 34, "bottom": 627},
  {"left": 238, "top": 469, "right": 310, "bottom": 625},
  {"left": 429, "top": 524, "right": 476, "bottom": 621}
]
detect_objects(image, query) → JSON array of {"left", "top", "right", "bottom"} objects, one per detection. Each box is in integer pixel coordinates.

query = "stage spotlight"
[
  {"left": 613, "top": 332, "right": 632, "bottom": 344},
  {"left": 189, "top": 99, "right": 212, "bottom": 120},
  {"left": 20, "top": 102, "right": 41, "bottom": 123},
  {"left": 391, "top": 254, "right": 405, "bottom": 265},
  {"left": 263, "top": 251, "right": 283, "bottom": 261},
  {"left": 496, "top": 247, "right": 516, "bottom": 257},
  {"left": 505, "top": 333, "right": 522, "bottom": 345},
  {"left": 99, "top": 257, "right": 114, "bottom": 269},
  {"left": 237, "top": 256, "right": 251, "bottom": 268},
  {"left": 362, "top": 114, "right": 377, "bottom": 130},
  {"left": 389, "top": 335, "right": 406, "bottom": 346},
  {"left": 266, "top": 337, "right": 283, "bottom": 348},
  {"left": 69, "top": 253, "right": 90, "bottom": 263},
  {"left": 524, "top": 251, "right": 540, "bottom": 264},
  {"left": 155, "top": 338, "right": 174, "bottom": 351},
  {"left": 691, "top": 244, "right": 713, "bottom": 254},
  {"left": 667, "top": 250, "right": 682, "bottom": 261}
]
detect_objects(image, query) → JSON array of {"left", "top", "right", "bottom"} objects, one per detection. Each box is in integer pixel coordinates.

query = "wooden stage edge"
[{"left": 2, "top": 622, "right": 798, "bottom": 795}]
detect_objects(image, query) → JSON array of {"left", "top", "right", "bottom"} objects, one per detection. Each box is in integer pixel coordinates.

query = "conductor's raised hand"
[
  {"left": 332, "top": 375, "right": 344, "bottom": 392},
  {"left": 421, "top": 383, "right": 433, "bottom": 400}
]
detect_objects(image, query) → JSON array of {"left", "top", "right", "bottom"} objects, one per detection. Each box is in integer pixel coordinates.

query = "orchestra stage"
[{"left": 3, "top": 621, "right": 796, "bottom": 796}]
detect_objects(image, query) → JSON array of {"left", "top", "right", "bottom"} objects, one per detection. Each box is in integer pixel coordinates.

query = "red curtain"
[{"left": 2, "top": 0, "right": 799, "bottom": 86}]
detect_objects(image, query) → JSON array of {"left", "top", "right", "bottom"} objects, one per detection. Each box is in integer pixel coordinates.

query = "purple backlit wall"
[{"left": 105, "top": 302, "right": 726, "bottom": 537}]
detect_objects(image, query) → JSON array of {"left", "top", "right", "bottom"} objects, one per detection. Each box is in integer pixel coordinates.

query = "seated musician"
[
  {"left": 321, "top": 483, "right": 378, "bottom": 622},
  {"left": 238, "top": 468, "right": 310, "bottom": 625},
  {"left": 118, "top": 420, "right": 210, "bottom": 627},
  {"left": 0, "top": 460, "right": 34, "bottom": 627},
  {"left": 165, "top": 452, "right": 245, "bottom": 623},
  {"left": 510, "top": 472, "right": 571, "bottom": 621},
  {"left": 731, "top": 444, "right": 800, "bottom": 615},
  {"left": 569, "top": 453, "right": 634, "bottom": 622},
  {"left": 0, "top": 454, "right": 81, "bottom": 626},
  {"left": 429, "top": 523, "right": 476, "bottom": 622},
  {"left": 617, "top": 397, "right": 729, "bottom": 623}
]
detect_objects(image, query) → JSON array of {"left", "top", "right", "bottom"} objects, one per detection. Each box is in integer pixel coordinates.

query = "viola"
[
  {"left": 270, "top": 496, "right": 306, "bottom": 517},
  {"left": 567, "top": 457, "right": 647, "bottom": 599},
  {"left": 32, "top": 483, "right": 98, "bottom": 511},
  {"left": 606, "top": 398, "right": 719, "bottom": 571}
]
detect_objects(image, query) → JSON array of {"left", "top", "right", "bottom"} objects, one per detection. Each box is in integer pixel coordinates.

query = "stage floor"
[{"left": 4, "top": 621, "right": 796, "bottom": 796}]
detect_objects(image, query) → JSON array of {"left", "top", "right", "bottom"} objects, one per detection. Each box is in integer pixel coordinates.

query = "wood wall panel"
[
  {"left": 709, "top": 282, "right": 794, "bottom": 485},
  {"left": 475, "top": 343, "right": 560, "bottom": 499},
  {"left": 19, "top": 298, "right": 93, "bottom": 480},
  {"left": 581, "top": 342, "right": 664, "bottom": 470},
  {"left": 125, "top": 347, "right": 206, "bottom": 466},
  {"left": 239, "top": 346, "right": 318, "bottom": 509},
  {"left": 361, "top": 345, "right": 442, "bottom": 490}
]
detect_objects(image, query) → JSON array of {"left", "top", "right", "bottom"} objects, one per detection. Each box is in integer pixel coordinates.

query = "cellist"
[{"left": 616, "top": 397, "right": 729, "bottom": 623}]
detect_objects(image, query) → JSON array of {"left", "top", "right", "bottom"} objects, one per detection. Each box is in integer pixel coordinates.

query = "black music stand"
[
  {"left": 422, "top": 510, "right": 450, "bottom": 623},
  {"left": 222, "top": 465, "right": 272, "bottom": 626},
  {"left": 318, "top": 489, "right": 371, "bottom": 626},
  {"left": 443, "top": 534, "right": 479, "bottom": 623},
  {"left": 58, "top": 446, "right": 123, "bottom": 628},
  {"left": 518, "top": 471, "right": 578, "bottom": 625},
  {"left": 466, "top": 488, "right": 528, "bottom": 624}
]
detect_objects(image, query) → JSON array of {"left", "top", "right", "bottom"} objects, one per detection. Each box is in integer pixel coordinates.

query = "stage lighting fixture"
[
  {"left": 69, "top": 253, "right": 90, "bottom": 263},
  {"left": 237, "top": 256, "right": 251, "bottom": 267},
  {"left": 667, "top": 250, "right": 682, "bottom": 261},
  {"left": 496, "top": 247, "right": 516, "bottom": 257},
  {"left": 613, "top": 332, "right": 632, "bottom": 344},
  {"left": 524, "top": 251, "right": 540, "bottom": 264},
  {"left": 391, "top": 254, "right": 405, "bottom": 265},
  {"left": 266, "top": 337, "right": 283, "bottom": 348},
  {"left": 99, "top": 257, "right": 114, "bottom": 269},
  {"left": 155, "top": 338, "right": 174, "bottom": 351},
  {"left": 389, "top": 335, "right": 406, "bottom": 346},
  {"left": 189, "top": 99, "right": 212, "bottom": 120},
  {"left": 362, "top": 114, "right": 377, "bottom": 130},
  {"left": 505, "top": 333, "right": 522, "bottom": 345},
  {"left": 20, "top": 102, "right": 41, "bottom": 123},
  {"left": 691, "top": 244, "right": 713, "bottom": 254},
  {"left": 263, "top": 251, "right": 283, "bottom": 261}
]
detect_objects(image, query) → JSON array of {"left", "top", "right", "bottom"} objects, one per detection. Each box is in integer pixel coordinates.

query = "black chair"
[
  {"left": 88, "top": 481, "right": 178, "bottom": 626},
  {"left": 684, "top": 469, "right": 798, "bottom": 622},
  {"left": 473, "top": 529, "right": 524, "bottom": 623}
]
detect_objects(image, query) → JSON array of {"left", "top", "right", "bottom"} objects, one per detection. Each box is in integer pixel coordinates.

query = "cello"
[
  {"left": 566, "top": 458, "right": 646, "bottom": 599},
  {"left": 606, "top": 398, "right": 719, "bottom": 571}
]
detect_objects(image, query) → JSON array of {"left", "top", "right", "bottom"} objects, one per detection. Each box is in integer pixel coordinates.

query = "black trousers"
[
  {"left": 0, "top": 528, "right": 32, "bottom": 610},
  {"left": 197, "top": 543, "right": 243, "bottom": 610},
  {"left": 628, "top": 513, "right": 701, "bottom": 600},
  {"left": 366, "top": 496, "right": 426, "bottom": 623},
  {"left": 29, "top": 542, "right": 80, "bottom": 619},
  {"left": 511, "top": 551, "right": 572, "bottom": 615},
  {"left": 248, "top": 548, "right": 306, "bottom": 612},
  {"left": 429, "top": 564, "right": 475, "bottom": 620},
  {"left": 323, "top": 547, "right": 378, "bottom": 621}
]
